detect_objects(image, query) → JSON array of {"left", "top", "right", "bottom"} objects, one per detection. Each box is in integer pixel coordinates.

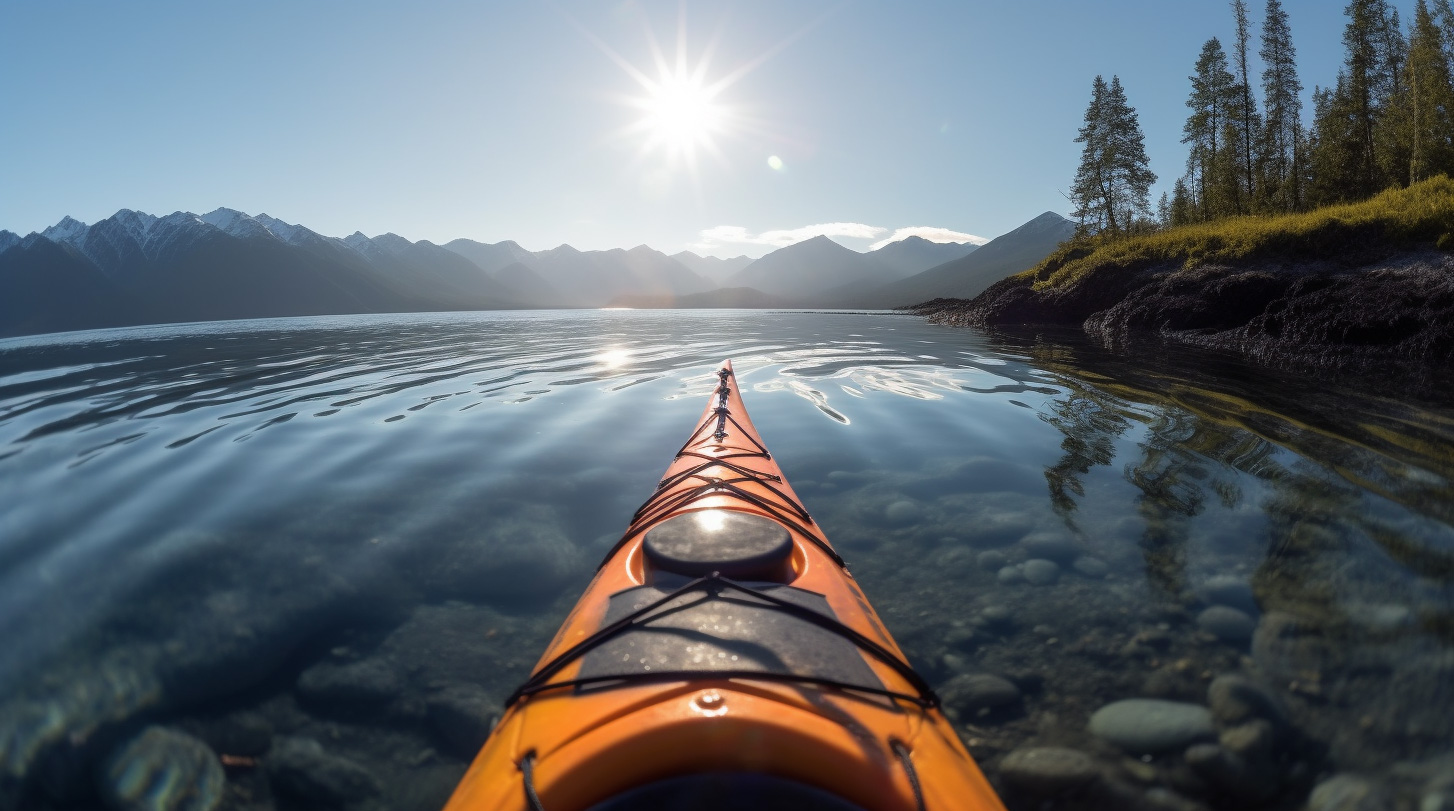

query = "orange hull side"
[{"left": 443, "top": 360, "right": 1006, "bottom": 811}]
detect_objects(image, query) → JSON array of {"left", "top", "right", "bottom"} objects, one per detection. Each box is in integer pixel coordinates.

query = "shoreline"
[{"left": 910, "top": 247, "right": 1454, "bottom": 399}]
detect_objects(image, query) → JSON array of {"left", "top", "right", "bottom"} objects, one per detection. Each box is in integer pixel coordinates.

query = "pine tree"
[
  {"left": 1375, "top": 5, "right": 1412, "bottom": 183},
  {"left": 1071, "top": 75, "right": 1157, "bottom": 237},
  {"left": 1401, "top": 0, "right": 1454, "bottom": 181},
  {"left": 1309, "top": 0, "right": 1399, "bottom": 201},
  {"left": 1170, "top": 178, "right": 1194, "bottom": 226},
  {"left": 1183, "top": 39, "right": 1239, "bottom": 219},
  {"left": 1231, "top": 0, "right": 1262, "bottom": 211},
  {"left": 1259, "top": 0, "right": 1304, "bottom": 211}
]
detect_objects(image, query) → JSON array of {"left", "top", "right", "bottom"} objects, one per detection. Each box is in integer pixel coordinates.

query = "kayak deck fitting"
[{"left": 443, "top": 361, "right": 1007, "bottom": 811}]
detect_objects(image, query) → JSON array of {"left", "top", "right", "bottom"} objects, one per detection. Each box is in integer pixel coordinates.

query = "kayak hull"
[{"left": 443, "top": 361, "right": 1006, "bottom": 811}]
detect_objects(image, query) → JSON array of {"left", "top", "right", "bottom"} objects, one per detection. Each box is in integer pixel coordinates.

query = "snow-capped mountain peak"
[
  {"left": 42, "top": 216, "right": 89, "bottom": 246},
  {"left": 200, "top": 208, "right": 277, "bottom": 241}
]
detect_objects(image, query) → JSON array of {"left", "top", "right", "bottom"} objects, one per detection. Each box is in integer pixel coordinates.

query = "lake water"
[{"left": 1, "top": 309, "right": 1451, "bottom": 811}]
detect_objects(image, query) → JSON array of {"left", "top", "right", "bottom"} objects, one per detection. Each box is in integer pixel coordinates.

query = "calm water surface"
[{"left": 0, "top": 310, "right": 1451, "bottom": 810}]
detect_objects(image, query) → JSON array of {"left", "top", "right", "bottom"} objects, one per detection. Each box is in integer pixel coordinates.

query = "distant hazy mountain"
[
  {"left": 443, "top": 238, "right": 536, "bottom": 275},
  {"left": 723, "top": 235, "right": 885, "bottom": 301},
  {"left": 669, "top": 251, "right": 753, "bottom": 285},
  {"left": 607, "top": 286, "right": 792, "bottom": 309},
  {"left": 870, "top": 212, "right": 1075, "bottom": 307},
  {"left": 0, "top": 208, "right": 521, "bottom": 338},
  {"left": 492, "top": 261, "right": 561, "bottom": 307},
  {"left": 865, "top": 236, "right": 979, "bottom": 279},
  {"left": 525, "top": 244, "right": 710, "bottom": 307}
]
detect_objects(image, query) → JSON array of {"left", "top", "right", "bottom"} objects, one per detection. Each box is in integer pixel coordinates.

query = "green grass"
[{"left": 1027, "top": 175, "right": 1454, "bottom": 292}]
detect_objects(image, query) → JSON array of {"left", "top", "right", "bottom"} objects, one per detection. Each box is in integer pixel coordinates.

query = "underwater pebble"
[
  {"left": 1022, "top": 559, "right": 1061, "bottom": 586},
  {"left": 1088, "top": 699, "right": 1215, "bottom": 754},
  {"left": 976, "top": 550, "right": 1008, "bottom": 571},
  {"left": 1020, "top": 532, "right": 1079, "bottom": 563},
  {"left": 1308, "top": 774, "right": 1391, "bottom": 811},
  {"left": 1198, "top": 575, "right": 1258, "bottom": 614},
  {"left": 979, "top": 605, "right": 1013, "bottom": 626},
  {"left": 1197, "top": 606, "right": 1256, "bottom": 643},
  {"left": 99, "top": 727, "right": 224, "bottom": 811},
  {"left": 267, "top": 736, "right": 379, "bottom": 805},
  {"left": 1071, "top": 555, "right": 1109, "bottom": 578},
  {"left": 940, "top": 673, "right": 1021, "bottom": 715},
  {"left": 998, "top": 747, "right": 1100, "bottom": 794},
  {"left": 884, "top": 500, "right": 922, "bottom": 525},
  {"left": 997, "top": 565, "right": 1024, "bottom": 585}
]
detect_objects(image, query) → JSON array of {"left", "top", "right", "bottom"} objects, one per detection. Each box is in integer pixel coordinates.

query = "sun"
[{"left": 638, "top": 69, "right": 723, "bottom": 157}]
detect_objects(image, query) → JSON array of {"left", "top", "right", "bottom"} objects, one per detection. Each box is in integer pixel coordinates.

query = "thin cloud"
[
  {"left": 868, "top": 227, "right": 988, "bottom": 251},
  {"left": 693, "top": 222, "right": 886, "bottom": 252}
]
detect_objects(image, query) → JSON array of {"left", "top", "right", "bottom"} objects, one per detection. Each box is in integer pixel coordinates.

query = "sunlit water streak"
[{"left": 0, "top": 309, "right": 1450, "bottom": 810}]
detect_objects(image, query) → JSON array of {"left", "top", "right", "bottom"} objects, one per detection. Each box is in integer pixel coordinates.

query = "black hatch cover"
[{"left": 576, "top": 583, "right": 883, "bottom": 691}]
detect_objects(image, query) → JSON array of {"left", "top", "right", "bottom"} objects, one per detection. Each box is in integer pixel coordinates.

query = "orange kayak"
[{"left": 443, "top": 360, "right": 1006, "bottom": 810}]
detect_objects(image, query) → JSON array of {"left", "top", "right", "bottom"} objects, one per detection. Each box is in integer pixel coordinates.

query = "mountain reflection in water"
[{"left": 0, "top": 310, "right": 1449, "bottom": 811}]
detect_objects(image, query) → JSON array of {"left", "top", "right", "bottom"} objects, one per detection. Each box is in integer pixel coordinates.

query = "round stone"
[
  {"left": 1088, "top": 699, "right": 1215, "bottom": 754},
  {"left": 884, "top": 500, "right": 922, "bottom": 525},
  {"left": 999, "top": 747, "right": 1100, "bottom": 794},
  {"left": 1198, "top": 606, "right": 1256, "bottom": 643},
  {"left": 643, "top": 509, "right": 792, "bottom": 580},
  {"left": 997, "top": 565, "right": 1025, "bottom": 585},
  {"left": 1022, "top": 559, "right": 1061, "bottom": 586},
  {"left": 940, "top": 673, "right": 1021, "bottom": 714},
  {"left": 1072, "top": 556, "right": 1110, "bottom": 578}
]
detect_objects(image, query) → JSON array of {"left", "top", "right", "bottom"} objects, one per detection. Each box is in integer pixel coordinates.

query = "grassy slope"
[{"left": 1024, "top": 175, "right": 1454, "bottom": 291}]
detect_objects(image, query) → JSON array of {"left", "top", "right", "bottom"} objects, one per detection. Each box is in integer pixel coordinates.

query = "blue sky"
[{"left": 0, "top": 1, "right": 1408, "bottom": 257}]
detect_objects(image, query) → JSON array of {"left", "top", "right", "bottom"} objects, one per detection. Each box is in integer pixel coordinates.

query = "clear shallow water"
[{"left": 0, "top": 310, "right": 1450, "bottom": 810}]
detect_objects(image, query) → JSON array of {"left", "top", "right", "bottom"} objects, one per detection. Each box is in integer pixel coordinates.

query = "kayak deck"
[{"left": 443, "top": 361, "right": 1006, "bottom": 811}]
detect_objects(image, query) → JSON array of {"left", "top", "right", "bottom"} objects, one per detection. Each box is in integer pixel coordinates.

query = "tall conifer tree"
[
  {"left": 1400, "top": 0, "right": 1454, "bottom": 181},
  {"left": 1231, "top": 0, "right": 1262, "bottom": 211},
  {"left": 1183, "top": 39, "right": 1238, "bottom": 219},
  {"left": 1071, "top": 76, "right": 1157, "bottom": 236},
  {"left": 1260, "top": 0, "right": 1304, "bottom": 211}
]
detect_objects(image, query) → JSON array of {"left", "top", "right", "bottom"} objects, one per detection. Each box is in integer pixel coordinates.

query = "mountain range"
[{"left": 0, "top": 208, "right": 1073, "bottom": 338}]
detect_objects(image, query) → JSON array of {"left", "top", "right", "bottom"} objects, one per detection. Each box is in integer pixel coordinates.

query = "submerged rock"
[
  {"left": 297, "top": 658, "right": 402, "bottom": 708},
  {"left": 1022, "top": 559, "right": 1061, "bottom": 586},
  {"left": 1308, "top": 774, "right": 1392, "bottom": 811},
  {"left": 998, "top": 746, "right": 1100, "bottom": 794},
  {"left": 98, "top": 727, "right": 224, "bottom": 811},
  {"left": 940, "top": 673, "right": 1021, "bottom": 717},
  {"left": 266, "top": 736, "right": 379, "bottom": 805},
  {"left": 1072, "top": 556, "right": 1110, "bottom": 578},
  {"left": 1088, "top": 699, "right": 1215, "bottom": 754}
]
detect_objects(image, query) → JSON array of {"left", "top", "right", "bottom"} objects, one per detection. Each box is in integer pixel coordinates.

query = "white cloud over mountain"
[{"left": 692, "top": 222, "right": 984, "bottom": 254}]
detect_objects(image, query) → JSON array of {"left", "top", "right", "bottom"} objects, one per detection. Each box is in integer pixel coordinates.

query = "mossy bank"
[{"left": 914, "top": 177, "right": 1454, "bottom": 391}]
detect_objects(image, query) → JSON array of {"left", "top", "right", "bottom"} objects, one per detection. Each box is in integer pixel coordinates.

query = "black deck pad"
[{"left": 577, "top": 583, "right": 883, "bottom": 692}]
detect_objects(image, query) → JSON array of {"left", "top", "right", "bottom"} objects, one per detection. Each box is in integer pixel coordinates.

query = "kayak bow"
[{"left": 443, "top": 360, "right": 1006, "bottom": 811}]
